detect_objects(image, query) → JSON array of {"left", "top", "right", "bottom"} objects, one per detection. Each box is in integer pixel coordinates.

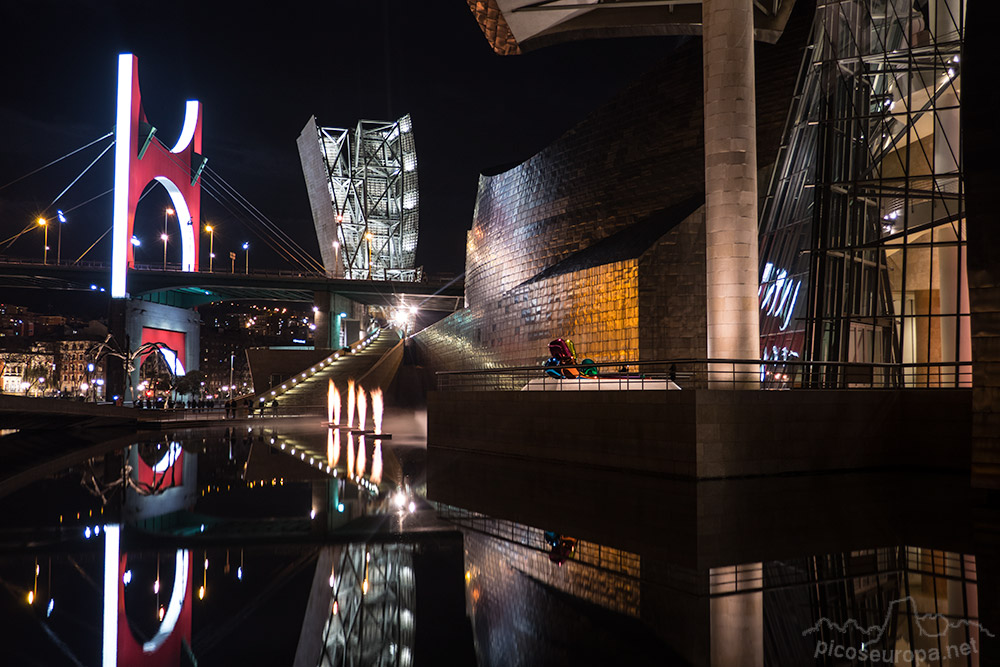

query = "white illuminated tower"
[{"left": 297, "top": 115, "right": 420, "bottom": 281}]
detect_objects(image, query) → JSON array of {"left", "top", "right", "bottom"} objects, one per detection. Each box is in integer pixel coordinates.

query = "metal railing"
[
  {"left": 435, "top": 358, "right": 974, "bottom": 391},
  {"left": 0, "top": 255, "right": 461, "bottom": 284}
]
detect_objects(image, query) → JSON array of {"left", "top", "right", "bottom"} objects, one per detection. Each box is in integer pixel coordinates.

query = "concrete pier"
[{"left": 702, "top": 0, "right": 760, "bottom": 378}]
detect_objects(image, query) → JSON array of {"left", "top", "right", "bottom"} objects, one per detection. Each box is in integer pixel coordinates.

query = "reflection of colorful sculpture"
[
  {"left": 544, "top": 338, "right": 598, "bottom": 378},
  {"left": 544, "top": 531, "right": 577, "bottom": 565}
]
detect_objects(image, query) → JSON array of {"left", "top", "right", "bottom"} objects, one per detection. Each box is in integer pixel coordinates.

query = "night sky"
[{"left": 0, "top": 1, "right": 675, "bottom": 276}]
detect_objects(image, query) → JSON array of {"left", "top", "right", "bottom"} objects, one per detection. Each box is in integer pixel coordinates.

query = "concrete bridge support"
[{"left": 106, "top": 299, "right": 200, "bottom": 402}]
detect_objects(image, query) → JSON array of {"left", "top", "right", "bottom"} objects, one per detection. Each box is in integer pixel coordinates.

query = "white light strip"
[
  {"left": 154, "top": 177, "right": 196, "bottom": 271},
  {"left": 102, "top": 524, "right": 121, "bottom": 667},
  {"left": 156, "top": 348, "right": 187, "bottom": 379},
  {"left": 143, "top": 550, "right": 189, "bottom": 653},
  {"left": 111, "top": 54, "right": 133, "bottom": 298},
  {"left": 170, "top": 101, "right": 200, "bottom": 153}
]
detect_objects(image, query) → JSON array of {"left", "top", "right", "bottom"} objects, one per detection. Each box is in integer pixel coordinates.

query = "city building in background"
[
  {"left": 197, "top": 302, "right": 318, "bottom": 396},
  {"left": 0, "top": 307, "right": 108, "bottom": 398},
  {"left": 297, "top": 115, "right": 420, "bottom": 281}
]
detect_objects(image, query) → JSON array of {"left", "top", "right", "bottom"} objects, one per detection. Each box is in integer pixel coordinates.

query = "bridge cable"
[
  {"left": 74, "top": 186, "right": 156, "bottom": 264},
  {"left": 149, "top": 142, "right": 325, "bottom": 273},
  {"left": 0, "top": 131, "right": 113, "bottom": 192},
  {"left": 198, "top": 163, "right": 325, "bottom": 273},
  {"left": 200, "top": 175, "right": 324, "bottom": 273},
  {"left": 47, "top": 140, "right": 115, "bottom": 210},
  {"left": 204, "top": 165, "right": 326, "bottom": 273}
]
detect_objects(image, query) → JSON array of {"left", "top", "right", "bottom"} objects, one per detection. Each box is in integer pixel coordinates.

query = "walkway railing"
[{"left": 435, "top": 358, "right": 973, "bottom": 391}]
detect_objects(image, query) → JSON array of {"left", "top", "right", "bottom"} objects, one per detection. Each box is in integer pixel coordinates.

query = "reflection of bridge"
[{"left": 0, "top": 257, "right": 464, "bottom": 310}]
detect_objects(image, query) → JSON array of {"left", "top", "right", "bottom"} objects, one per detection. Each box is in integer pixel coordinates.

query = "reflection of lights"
[
  {"left": 27, "top": 591, "right": 34, "bottom": 604},
  {"left": 310, "top": 509, "right": 317, "bottom": 520},
  {"left": 153, "top": 579, "right": 160, "bottom": 594},
  {"left": 237, "top": 566, "right": 243, "bottom": 581},
  {"left": 85, "top": 526, "right": 92, "bottom": 539},
  {"left": 198, "top": 586, "right": 205, "bottom": 600},
  {"left": 47, "top": 598, "right": 54, "bottom": 617},
  {"left": 465, "top": 570, "right": 471, "bottom": 584},
  {"left": 337, "top": 503, "right": 345, "bottom": 513},
  {"left": 152, "top": 441, "right": 183, "bottom": 473},
  {"left": 408, "top": 501, "right": 416, "bottom": 513},
  {"left": 393, "top": 491, "right": 407, "bottom": 509},
  {"left": 333, "top": 600, "right": 339, "bottom": 615},
  {"left": 102, "top": 524, "right": 120, "bottom": 665},
  {"left": 158, "top": 606, "right": 165, "bottom": 621},
  {"left": 362, "top": 579, "right": 369, "bottom": 595},
  {"left": 123, "top": 570, "right": 132, "bottom": 586}
]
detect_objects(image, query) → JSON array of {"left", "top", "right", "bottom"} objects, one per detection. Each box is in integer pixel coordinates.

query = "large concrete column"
[{"left": 703, "top": 0, "right": 760, "bottom": 386}]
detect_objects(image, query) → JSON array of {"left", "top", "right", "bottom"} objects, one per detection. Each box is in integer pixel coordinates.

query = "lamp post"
[
  {"left": 242, "top": 242, "right": 249, "bottom": 274},
  {"left": 164, "top": 207, "right": 173, "bottom": 238},
  {"left": 56, "top": 210, "right": 66, "bottom": 264},
  {"left": 205, "top": 224, "right": 215, "bottom": 272},
  {"left": 364, "top": 230, "right": 374, "bottom": 280},
  {"left": 38, "top": 218, "right": 48, "bottom": 264},
  {"left": 160, "top": 233, "right": 168, "bottom": 270}
]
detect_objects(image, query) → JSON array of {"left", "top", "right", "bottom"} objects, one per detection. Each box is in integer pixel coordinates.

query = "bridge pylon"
[{"left": 112, "top": 53, "right": 206, "bottom": 298}]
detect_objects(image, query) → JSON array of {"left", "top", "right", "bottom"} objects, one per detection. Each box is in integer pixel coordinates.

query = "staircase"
[{"left": 258, "top": 329, "right": 403, "bottom": 413}]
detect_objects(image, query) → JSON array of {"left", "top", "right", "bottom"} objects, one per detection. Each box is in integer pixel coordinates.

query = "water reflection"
[{"left": 0, "top": 417, "right": 996, "bottom": 666}]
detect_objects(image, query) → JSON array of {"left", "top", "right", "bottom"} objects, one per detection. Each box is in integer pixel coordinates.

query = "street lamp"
[
  {"left": 160, "top": 233, "right": 169, "bottom": 270},
  {"left": 205, "top": 224, "right": 215, "bottom": 272},
  {"left": 364, "top": 230, "right": 374, "bottom": 279},
  {"left": 242, "top": 242, "right": 249, "bottom": 274},
  {"left": 38, "top": 218, "right": 48, "bottom": 264},
  {"left": 56, "top": 210, "right": 66, "bottom": 264},
  {"left": 164, "top": 207, "right": 173, "bottom": 238}
]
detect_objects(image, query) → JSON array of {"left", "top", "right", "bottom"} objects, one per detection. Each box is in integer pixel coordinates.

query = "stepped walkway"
[{"left": 256, "top": 329, "right": 404, "bottom": 414}]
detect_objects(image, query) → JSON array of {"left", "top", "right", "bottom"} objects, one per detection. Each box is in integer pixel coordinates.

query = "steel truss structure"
[
  {"left": 759, "top": 0, "right": 968, "bottom": 388},
  {"left": 318, "top": 543, "right": 415, "bottom": 667},
  {"left": 302, "top": 116, "right": 420, "bottom": 282}
]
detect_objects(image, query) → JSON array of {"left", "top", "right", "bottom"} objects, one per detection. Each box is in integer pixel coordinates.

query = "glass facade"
[{"left": 759, "top": 0, "right": 968, "bottom": 388}]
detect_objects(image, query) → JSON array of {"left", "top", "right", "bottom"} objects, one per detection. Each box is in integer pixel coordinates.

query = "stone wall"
[
  {"left": 428, "top": 388, "right": 971, "bottom": 479},
  {"left": 965, "top": 0, "right": 1000, "bottom": 491}
]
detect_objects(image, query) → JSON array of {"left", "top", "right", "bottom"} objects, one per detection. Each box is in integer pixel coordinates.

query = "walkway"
[{"left": 258, "top": 329, "right": 404, "bottom": 414}]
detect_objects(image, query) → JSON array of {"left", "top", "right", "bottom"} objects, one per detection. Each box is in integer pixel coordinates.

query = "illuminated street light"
[
  {"left": 131, "top": 236, "right": 141, "bottom": 247},
  {"left": 205, "top": 224, "right": 215, "bottom": 272},
  {"left": 364, "top": 230, "right": 374, "bottom": 279},
  {"left": 242, "top": 242, "right": 249, "bottom": 273},
  {"left": 38, "top": 218, "right": 48, "bottom": 264},
  {"left": 161, "top": 207, "right": 174, "bottom": 269},
  {"left": 56, "top": 210, "right": 67, "bottom": 264}
]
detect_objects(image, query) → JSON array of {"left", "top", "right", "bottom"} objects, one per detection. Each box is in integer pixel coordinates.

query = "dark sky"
[{"left": 0, "top": 1, "right": 674, "bottom": 275}]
